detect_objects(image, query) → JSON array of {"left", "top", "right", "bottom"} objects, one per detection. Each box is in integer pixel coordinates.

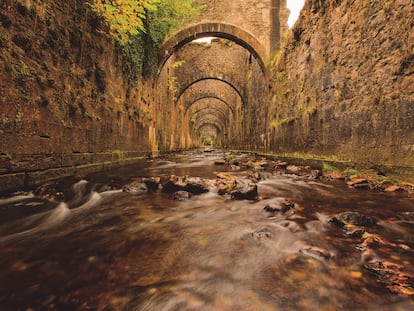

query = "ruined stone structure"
[
  {"left": 269, "top": 0, "right": 414, "bottom": 180},
  {"left": 1, "top": 0, "right": 413, "bottom": 192},
  {"left": 156, "top": 0, "right": 289, "bottom": 152}
]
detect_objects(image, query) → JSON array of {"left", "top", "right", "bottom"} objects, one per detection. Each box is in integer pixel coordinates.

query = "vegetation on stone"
[{"left": 90, "top": 0, "right": 202, "bottom": 46}]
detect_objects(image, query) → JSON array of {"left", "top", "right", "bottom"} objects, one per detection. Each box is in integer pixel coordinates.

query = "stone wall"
[
  {"left": 156, "top": 38, "right": 267, "bottom": 151},
  {"left": 0, "top": 0, "right": 155, "bottom": 192},
  {"left": 269, "top": 0, "right": 414, "bottom": 181}
]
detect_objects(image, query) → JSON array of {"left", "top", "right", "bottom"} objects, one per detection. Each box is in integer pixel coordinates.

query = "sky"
[{"left": 287, "top": 0, "right": 305, "bottom": 28}]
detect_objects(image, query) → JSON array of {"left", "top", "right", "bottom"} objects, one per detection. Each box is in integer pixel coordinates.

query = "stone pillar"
[
  {"left": 270, "top": 0, "right": 289, "bottom": 54},
  {"left": 270, "top": 0, "right": 281, "bottom": 54}
]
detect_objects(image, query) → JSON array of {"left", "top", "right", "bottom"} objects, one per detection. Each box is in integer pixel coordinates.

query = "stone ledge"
[
  {"left": 0, "top": 173, "right": 26, "bottom": 193},
  {"left": 0, "top": 155, "right": 149, "bottom": 195},
  {"left": 236, "top": 150, "right": 414, "bottom": 184}
]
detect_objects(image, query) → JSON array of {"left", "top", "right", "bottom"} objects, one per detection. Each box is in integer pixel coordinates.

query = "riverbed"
[{"left": 0, "top": 150, "right": 413, "bottom": 310}]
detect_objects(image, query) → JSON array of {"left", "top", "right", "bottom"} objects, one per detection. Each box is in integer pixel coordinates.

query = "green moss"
[
  {"left": 343, "top": 167, "right": 359, "bottom": 176},
  {"left": 322, "top": 162, "right": 338, "bottom": 172},
  {"left": 15, "top": 112, "right": 23, "bottom": 123}
]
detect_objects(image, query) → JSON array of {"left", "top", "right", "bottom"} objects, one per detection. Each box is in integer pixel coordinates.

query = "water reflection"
[{"left": 0, "top": 150, "right": 413, "bottom": 310}]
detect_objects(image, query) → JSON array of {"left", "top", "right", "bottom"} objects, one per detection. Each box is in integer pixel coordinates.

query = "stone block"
[
  {"left": 27, "top": 167, "right": 76, "bottom": 186},
  {"left": 0, "top": 172, "right": 26, "bottom": 193}
]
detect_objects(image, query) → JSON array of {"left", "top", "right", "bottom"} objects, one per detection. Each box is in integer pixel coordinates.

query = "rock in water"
[
  {"left": 143, "top": 177, "right": 160, "bottom": 190},
  {"left": 184, "top": 182, "right": 209, "bottom": 195},
  {"left": 331, "top": 211, "right": 376, "bottom": 227},
  {"left": 214, "top": 159, "right": 226, "bottom": 165},
  {"left": 161, "top": 175, "right": 186, "bottom": 193},
  {"left": 231, "top": 182, "right": 258, "bottom": 200},
  {"left": 122, "top": 182, "right": 148, "bottom": 194},
  {"left": 173, "top": 191, "right": 192, "bottom": 201}
]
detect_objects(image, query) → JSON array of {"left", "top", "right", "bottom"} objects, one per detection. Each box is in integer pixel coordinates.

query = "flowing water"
[{"left": 0, "top": 151, "right": 413, "bottom": 311}]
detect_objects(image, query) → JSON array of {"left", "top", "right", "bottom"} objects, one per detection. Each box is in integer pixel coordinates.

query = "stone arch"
[
  {"left": 186, "top": 97, "right": 234, "bottom": 116},
  {"left": 196, "top": 121, "right": 223, "bottom": 135},
  {"left": 176, "top": 77, "right": 245, "bottom": 107},
  {"left": 159, "top": 22, "right": 268, "bottom": 75},
  {"left": 179, "top": 81, "right": 242, "bottom": 114},
  {"left": 189, "top": 107, "right": 229, "bottom": 127}
]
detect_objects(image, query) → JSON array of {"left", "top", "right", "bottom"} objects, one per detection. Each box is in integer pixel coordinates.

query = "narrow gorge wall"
[
  {"left": 269, "top": 0, "right": 414, "bottom": 180},
  {"left": 0, "top": 0, "right": 155, "bottom": 192}
]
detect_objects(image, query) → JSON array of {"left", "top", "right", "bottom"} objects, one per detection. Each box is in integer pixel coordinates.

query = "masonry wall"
[
  {"left": 269, "top": 0, "right": 414, "bottom": 180},
  {"left": 156, "top": 39, "right": 268, "bottom": 152},
  {"left": 0, "top": 0, "right": 155, "bottom": 192},
  {"left": 191, "top": 0, "right": 289, "bottom": 56}
]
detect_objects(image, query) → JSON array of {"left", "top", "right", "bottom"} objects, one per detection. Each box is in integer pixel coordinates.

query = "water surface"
[{"left": 0, "top": 151, "right": 413, "bottom": 310}]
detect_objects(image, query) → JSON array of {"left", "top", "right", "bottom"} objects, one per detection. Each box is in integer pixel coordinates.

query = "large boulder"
[
  {"left": 231, "top": 181, "right": 258, "bottom": 200},
  {"left": 330, "top": 211, "right": 376, "bottom": 227}
]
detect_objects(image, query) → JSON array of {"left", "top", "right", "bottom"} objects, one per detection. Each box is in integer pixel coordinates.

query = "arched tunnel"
[{"left": 156, "top": 23, "right": 269, "bottom": 152}]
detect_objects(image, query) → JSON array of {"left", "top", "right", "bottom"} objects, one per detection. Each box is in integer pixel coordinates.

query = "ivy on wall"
[{"left": 90, "top": 0, "right": 204, "bottom": 81}]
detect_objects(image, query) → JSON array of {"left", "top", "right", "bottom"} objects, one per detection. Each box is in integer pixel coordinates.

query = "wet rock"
[
  {"left": 309, "top": 169, "right": 322, "bottom": 179},
  {"left": 259, "top": 160, "right": 270, "bottom": 167},
  {"left": 183, "top": 181, "right": 209, "bottom": 195},
  {"left": 252, "top": 230, "right": 272, "bottom": 240},
  {"left": 214, "top": 159, "right": 226, "bottom": 165},
  {"left": 384, "top": 185, "right": 404, "bottom": 192},
  {"left": 228, "top": 158, "right": 240, "bottom": 166},
  {"left": 216, "top": 172, "right": 236, "bottom": 195},
  {"left": 280, "top": 199, "right": 295, "bottom": 213},
  {"left": 263, "top": 205, "right": 281, "bottom": 213},
  {"left": 285, "top": 165, "right": 320, "bottom": 178},
  {"left": 34, "top": 182, "right": 65, "bottom": 202},
  {"left": 286, "top": 165, "right": 301, "bottom": 173},
  {"left": 347, "top": 178, "right": 371, "bottom": 190},
  {"left": 247, "top": 171, "right": 263, "bottom": 183},
  {"left": 274, "top": 160, "right": 288, "bottom": 169},
  {"left": 263, "top": 199, "right": 296, "bottom": 214},
  {"left": 358, "top": 232, "right": 396, "bottom": 250},
  {"left": 253, "top": 165, "right": 265, "bottom": 171},
  {"left": 143, "top": 177, "right": 160, "bottom": 190},
  {"left": 216, "top": 172, "right": 235, "bottom": 181},
  {"left": 246, "top": 160, "right": 268, "bottom": 170},
  {"left": 122, "top": 181, "right": 148, "bottom": 194},
  {"left": 363, "top": 259, "right": 414, "bottom": 296},
  {"left": 218, "top": 183, "right": 235, "bottom": 195},
  {"left": 323, "top": 170, "right": 345, "bottom": 180},
  {"left": 343, "top": 224, "right": 366, "bottom": 238},
  {"left": 172, "top": 191, "right": 192, "bottom": 201},
  {"left": 231, "top": 181, "right": 258, "bottom": 200},
  {"left": 331, "top": 211, "right": 376, "bottom": 227},
  {"left": 161, "top": 175, "right": 186, "bottom": 193}
]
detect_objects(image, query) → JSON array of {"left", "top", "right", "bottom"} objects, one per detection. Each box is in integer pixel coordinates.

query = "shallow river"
[{"left": 0, "top": 151, "right": 413, "bottom": 310}]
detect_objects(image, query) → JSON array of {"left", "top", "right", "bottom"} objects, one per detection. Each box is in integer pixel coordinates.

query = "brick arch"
[
  {"left": 159, "top": 22, "right": 268, "bottom": 75},
  {"left": 176, "top": 77, "right": 245, "bottom": 107}
]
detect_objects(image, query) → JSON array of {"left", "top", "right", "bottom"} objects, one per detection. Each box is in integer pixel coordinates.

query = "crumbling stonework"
[
  {"left": 0, "top": 0, "right": 155, "bottom": 192},
  {"left": 156, "top": 38, "right": 267, "bottom": 151},
  {"left": 269, "top": 0, "right": 414, "bottom": 180}
]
